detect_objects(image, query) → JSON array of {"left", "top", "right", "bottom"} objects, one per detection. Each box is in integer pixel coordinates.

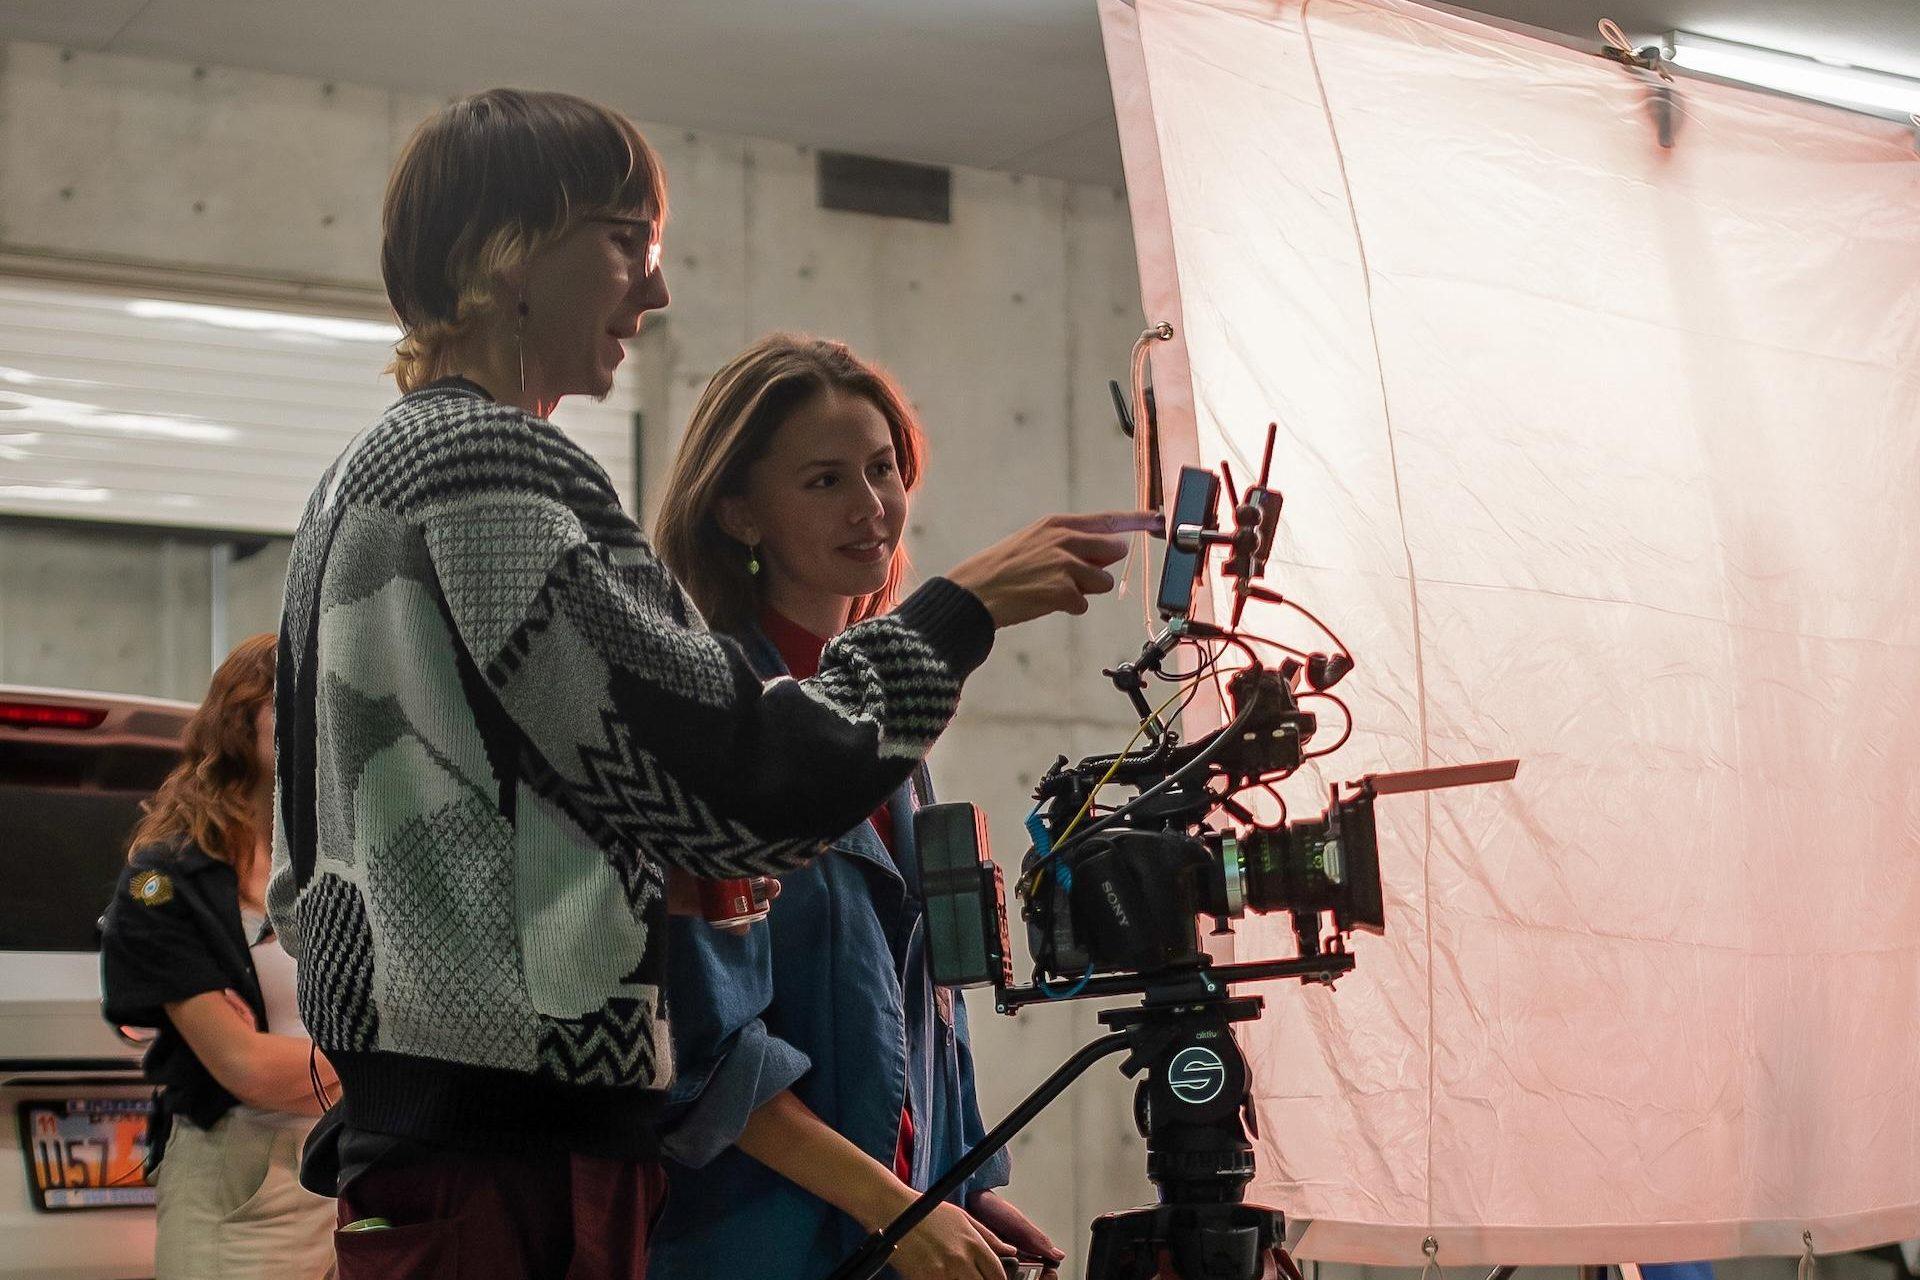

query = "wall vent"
[{"left": 816, "top": 151, "right": 952, "bottom": 224}]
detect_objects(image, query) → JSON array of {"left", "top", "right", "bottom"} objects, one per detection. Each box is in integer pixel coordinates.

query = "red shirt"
[
  {"left": 760, "top": 609, "right": 895, "bottom": 854},
  {"left": 760, "top": 609, "right": 912, "bottom": 1180}
]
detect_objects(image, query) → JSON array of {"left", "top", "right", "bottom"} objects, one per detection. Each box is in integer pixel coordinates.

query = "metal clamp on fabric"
[{"left": 1599, "top": 18, "right": 1678, "bottom": 147}]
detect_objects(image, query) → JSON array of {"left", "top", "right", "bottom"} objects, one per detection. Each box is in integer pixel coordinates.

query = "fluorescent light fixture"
[{"left": 1666, "top": 31, "right": 1920, "bottom": 120}]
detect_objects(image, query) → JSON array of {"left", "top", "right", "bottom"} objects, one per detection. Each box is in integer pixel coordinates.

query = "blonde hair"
[
  {"left": 128, "top": 634, "right": 276, "bottom": 880},
  {"left": 381, "top": 88, "right": 668, "bottom": 392},
  {"left": 655, "top": 335, "right": 927, "bottom": 635}
]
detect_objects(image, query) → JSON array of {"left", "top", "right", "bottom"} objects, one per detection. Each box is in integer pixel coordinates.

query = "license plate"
[{"left": 17, "top": 1098, "right": 156, "bottom": 1210}]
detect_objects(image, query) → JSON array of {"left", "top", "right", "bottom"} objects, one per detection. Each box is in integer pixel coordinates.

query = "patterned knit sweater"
[{"left": 268, "top": 380, "right": 993, "bottom": 1158}]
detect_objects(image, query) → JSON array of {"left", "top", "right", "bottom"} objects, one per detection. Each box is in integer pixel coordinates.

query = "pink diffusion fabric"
[{"left": 1101, "top": 0, "right": 1920, "bottom": 1264}]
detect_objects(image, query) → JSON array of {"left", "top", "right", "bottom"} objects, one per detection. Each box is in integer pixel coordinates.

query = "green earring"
[{"left": 747, "top": 545, "right": 761, "bottom": 576}]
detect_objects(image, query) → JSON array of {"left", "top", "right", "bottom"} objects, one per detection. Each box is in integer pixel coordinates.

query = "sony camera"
[
  {"left": 919, "top": 451, "right": 1382, "bottom": 1004},
  {"left": 919, "top": 656, "right": 1387, "bottom": 997},
  {"left": 919, "top": 447, "right": 1511, "bottom": 1006}
]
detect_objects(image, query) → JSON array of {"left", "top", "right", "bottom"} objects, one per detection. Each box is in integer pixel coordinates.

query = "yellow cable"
[{"left": 1026, "top": 682, "right": 1193, "bottom": 895}]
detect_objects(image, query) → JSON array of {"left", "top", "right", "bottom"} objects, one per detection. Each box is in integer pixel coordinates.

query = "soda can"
[{"left": 698, "top": 876, "right": 770, "bottom": 927}]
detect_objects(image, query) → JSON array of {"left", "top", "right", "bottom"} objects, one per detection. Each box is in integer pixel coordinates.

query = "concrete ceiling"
[{"left": 3, "top": 1, "right": 1917, "bottom": 188}]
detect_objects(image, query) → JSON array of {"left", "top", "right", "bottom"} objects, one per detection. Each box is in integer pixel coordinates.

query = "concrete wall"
[{"left": 0, "top": 38, "right": 1157, "bottom": 1265}]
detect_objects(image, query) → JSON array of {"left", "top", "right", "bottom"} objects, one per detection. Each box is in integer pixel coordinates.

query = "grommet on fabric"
[
  {"left": 1420, "top": 1235, "right": 1444, "bottom": 1280},
  {"left": 1598, "top": 19, "right": 1678, "bottom": 147}
]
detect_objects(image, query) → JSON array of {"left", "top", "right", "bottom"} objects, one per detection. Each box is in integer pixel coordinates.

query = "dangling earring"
[
  {"left": 515, "top": 298, "right": 530, "bottom": 398},
  {"left": 746, "top": 544, "right": 761, "bottom": 576}
]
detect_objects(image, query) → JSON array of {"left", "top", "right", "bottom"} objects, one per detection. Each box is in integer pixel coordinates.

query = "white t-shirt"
[
  {"left": 239, "top": 907, "right": 307, "bottom": 1038},
  {"left": 235, "top": 907, "right": 316, "bottom": 1129}
]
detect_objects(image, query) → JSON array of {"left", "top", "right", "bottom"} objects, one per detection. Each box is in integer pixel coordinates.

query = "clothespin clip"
[
  {"left": 1599, "top": 18, "right": 1677, "bottom": 148},
  {"left": 1910, "top": 112, "right": 1919, "bottom": 157},
  {"left": 1798, "top": 1230, "right": 1818, "bottom": 1280}
]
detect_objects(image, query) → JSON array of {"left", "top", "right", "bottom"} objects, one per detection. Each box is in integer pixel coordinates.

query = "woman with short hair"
[
  {"left": 269, "top": 86, "right": 1142, "bottom": 1280},
  {"left": 100, "top": 633, "right": 338, "bottom": 1280}
]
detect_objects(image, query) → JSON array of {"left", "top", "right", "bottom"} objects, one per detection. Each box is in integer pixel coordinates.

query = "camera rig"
[
  {"left": 925, "top": 425, "right": 1513, "bottom": 1011},
  {"left": 830, "top": 425, "right": 1516, "bottom": 1280}
]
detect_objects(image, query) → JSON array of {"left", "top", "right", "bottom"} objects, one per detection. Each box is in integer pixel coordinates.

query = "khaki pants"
[{"left": 154, "top": 1109, "right": 335, "bottom": 1280}]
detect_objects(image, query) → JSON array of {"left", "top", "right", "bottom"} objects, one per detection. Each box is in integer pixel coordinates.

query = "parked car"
[{"left": 1, "top": 686, "right": 192, "bottom": 1279}]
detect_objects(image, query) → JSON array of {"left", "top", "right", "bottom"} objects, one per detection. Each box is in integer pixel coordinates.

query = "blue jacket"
[{"left": 649, "top": 626, "right": 1010, "bottom": 1280}]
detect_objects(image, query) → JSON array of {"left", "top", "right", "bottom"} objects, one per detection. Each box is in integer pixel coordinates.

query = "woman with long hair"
[
  {"left": 100, "top": 633, "right": 337, "bottom": 1280},
  {"left": 651, "top": 333, "right": 1066, "bottom": 1280}
]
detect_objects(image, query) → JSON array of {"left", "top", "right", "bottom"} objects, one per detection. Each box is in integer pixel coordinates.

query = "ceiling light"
[{"left": 1665, "top": 31, "right": 1920, "bottom": 120}]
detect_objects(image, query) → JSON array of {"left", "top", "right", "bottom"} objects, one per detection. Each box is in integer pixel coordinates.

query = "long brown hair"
[
  {"left": 128, "top": 634, "right": 276, "bottom": 882},
  {"left": 655, "top": 334, "right": 927, "bottom": 635},
  {"left": 382, "top": 87, "right": 669, "bottom": 392}
]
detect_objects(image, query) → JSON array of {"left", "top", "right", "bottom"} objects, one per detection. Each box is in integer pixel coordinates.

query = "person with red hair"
[{"left": 100, "top": 633, "right": 337, "bottom": 1280}]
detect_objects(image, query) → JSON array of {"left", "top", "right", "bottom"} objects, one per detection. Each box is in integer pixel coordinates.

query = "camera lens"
[
  {"left": 1235, "top": 825, "right": 1290, "bottom": 914},
  {"left": 1217, "top": 835, "right": 1246, "bottom": 916}
]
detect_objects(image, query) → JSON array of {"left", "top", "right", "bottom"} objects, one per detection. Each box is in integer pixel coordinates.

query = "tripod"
[{"left": 826, "top": 970, "right": 1317, "bottom": 1280}]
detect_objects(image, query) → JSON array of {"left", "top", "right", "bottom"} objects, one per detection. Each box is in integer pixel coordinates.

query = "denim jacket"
[{"left": 649, "top": 626, "right": 1010, "bottom": 1280}]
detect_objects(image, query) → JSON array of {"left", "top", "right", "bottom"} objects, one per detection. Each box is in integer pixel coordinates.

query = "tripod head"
[
  {"left": 824, "top": 967, "right": 1324, "bottom": 1280},
  {"left": 1100, "top": 977, "right": 1265, "bottom": 1206},
  {"left": 1087, "top": 975, "right": 1296, "bottom": 1279},
  {"left": 821, "top": 971, "right": 1305, "bottom": 1280}
]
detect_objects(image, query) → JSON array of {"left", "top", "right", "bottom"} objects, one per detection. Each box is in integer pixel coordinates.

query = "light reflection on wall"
[
  {"left": 0, "top": 388, "right": 238, "bottom": 443},
  {"left": 121, "top": 299, "right": 400, "bottom": 346},
  {"left": 0, "top": 278, "right": 633, "bottom": 534}
]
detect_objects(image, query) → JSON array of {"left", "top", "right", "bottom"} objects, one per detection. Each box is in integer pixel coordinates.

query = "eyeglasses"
[{"left": 594, "top": 216, "right": 663, "bottom": 276}]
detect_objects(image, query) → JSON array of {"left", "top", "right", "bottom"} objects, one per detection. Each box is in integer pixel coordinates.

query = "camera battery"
[{"left": 915, "top": 802, "right": 1014, "bottom": 990}]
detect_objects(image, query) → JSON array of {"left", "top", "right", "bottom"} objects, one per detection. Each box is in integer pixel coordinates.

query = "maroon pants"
[{"left": 334, "top": 1148, "right": 666, "bottom": 1280}]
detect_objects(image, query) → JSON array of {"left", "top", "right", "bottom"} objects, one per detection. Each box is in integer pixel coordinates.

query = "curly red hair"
[{"left": 128, "top": 633, "right": 276, "bottom": 882}]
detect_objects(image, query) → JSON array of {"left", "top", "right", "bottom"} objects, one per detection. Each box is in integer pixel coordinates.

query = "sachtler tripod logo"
[{"left": 1167, "top": 1046, "right": 1227, "bottom": 1104}]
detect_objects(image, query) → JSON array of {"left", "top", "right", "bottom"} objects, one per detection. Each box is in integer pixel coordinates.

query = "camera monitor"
[{"left": 1155, "top": 465, "right": 1219, "bottom": 619}]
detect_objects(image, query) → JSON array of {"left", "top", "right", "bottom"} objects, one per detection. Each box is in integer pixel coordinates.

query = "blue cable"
[
  {"left": 1040, "top": 965, "right": 1095, "bottom": 1000},
  {"left": 1024, "top": 806, "right": 1051, "bottom": 859},
  {"left": 1027, "top": 804, "right": 1089, "bottom": 997},
  {"left": 1025, "top": 805, "right": 1071, "bottom": 891}
]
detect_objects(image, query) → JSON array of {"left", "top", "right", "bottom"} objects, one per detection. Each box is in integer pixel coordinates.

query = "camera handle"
[
  {"left": 824, "top": 1030, "right": 1135, "bottom": 1280},
  {"left": 827, "top": 981, "right": 1299, "bottom": 1280}
]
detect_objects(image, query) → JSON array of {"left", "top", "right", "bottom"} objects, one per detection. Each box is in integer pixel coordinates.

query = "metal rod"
[{"left": 998, "top": 953, "right": 1355, "bottom": 1012}]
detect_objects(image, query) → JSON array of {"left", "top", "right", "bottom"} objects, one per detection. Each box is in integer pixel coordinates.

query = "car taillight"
[{"left": 0, "top": 700, "right": 110, "bottom": 730}]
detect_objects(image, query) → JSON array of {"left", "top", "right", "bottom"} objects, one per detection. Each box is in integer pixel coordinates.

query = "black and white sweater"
[{"left": 268, "top": 380, "right": 992, "bottom": 1158}]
